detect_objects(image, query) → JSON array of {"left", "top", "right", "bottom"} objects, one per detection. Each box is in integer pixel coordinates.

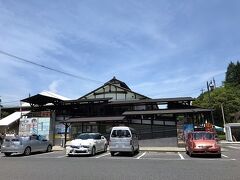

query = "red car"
[{"left": 185, "top": 131, "right": 221, "bottom": 158}]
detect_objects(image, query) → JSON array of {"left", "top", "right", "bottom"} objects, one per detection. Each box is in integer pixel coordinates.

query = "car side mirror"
[{"left": 101, "top": 136, "right": 105, "bottom": 140}]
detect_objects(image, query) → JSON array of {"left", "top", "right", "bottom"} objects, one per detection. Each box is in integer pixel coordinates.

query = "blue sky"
[{"left": 0, "top": 0, "right": 240, "bottom": 106}]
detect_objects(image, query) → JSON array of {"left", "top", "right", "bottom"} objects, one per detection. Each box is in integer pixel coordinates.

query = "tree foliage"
[
  {"left": 194, "top": 61, "right": 240, "bottom": 125},
  {"left": 225, "top": 61, "right": 240, "bottom": 85},
  {"left": 0, "top": 110, "right": 11, "bottom": 119}
]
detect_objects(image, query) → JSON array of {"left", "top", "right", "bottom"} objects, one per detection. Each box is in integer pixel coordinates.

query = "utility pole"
[
  {"left": 221, "top": 103, "right": 226, "bottom": 132},
  {"left": 0, "top": 97, "right": 2, "bottom": 120},
  {"left": 213, "top": 78, "right": 216, "bottom": 88},
  {"left": 207, "top": 81, "right": 215, "bottom": 126}
]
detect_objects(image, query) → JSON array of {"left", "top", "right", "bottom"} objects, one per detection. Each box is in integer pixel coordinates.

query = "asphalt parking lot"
[
  {"left": 0, "top": 143, "right": 239, "bottom": 161},
  {"left": 0, "top": 144, "right": 240, "bottom": 180}
]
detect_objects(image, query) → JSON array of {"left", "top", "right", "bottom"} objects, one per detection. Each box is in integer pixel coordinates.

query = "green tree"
[
  {"left": 235, "top": 61, "right": 240, "bottom": 84},
  {"left": 194, "top": 85, "right": 240, "bottom": 125},
  {"left": 1, "top": 110, "right": 11, "bottom": 119},
  {"left": 225, "top": 61, "right": 240, "bottom": 85},
  {"left": 225, "top": 61, "right": 236, "bottom": 84},
  {"left": 194, "top": 61, "right": 240, "bottom": 125}
]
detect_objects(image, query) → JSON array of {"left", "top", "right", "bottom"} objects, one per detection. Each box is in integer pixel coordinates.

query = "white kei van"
[{"left": 109, "top": 126, "right": 139, "bottom": 156}]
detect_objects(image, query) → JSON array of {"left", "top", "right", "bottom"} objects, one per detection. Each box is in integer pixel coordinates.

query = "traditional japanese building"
[{"left": 1, "top": 77, "right": 213, "bottom": 146}]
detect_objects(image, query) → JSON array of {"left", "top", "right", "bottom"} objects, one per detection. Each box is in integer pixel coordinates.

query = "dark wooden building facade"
[{"left": 20, "top": 77, "right": 212, "bottom": 145}]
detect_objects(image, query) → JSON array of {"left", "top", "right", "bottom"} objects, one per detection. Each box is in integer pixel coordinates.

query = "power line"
[
  {"left": 0, "top": 49, "right": 208, "bottom": 104},
  {"left": 0, "top": 50, "right": 102, "bottom": 84}
]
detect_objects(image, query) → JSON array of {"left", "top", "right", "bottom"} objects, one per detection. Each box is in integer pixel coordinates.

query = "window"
[
  {"left": 30, "top": 135, "right": 39, "bottom": 140},
  {"left": 92, "top": 126, "right": 98, "bottom": 133},
  {"left": 111, "top": 130, "right": 131, "bottom": 138},
  {"left": 94, "top": 134, "right": 101, "bottom": 140},
  {"left": 76, "top": 133, "right": 101, "bottom": 140},
  {"left": 193, "top": 133, "right": 214, "bottom": 140},
  {"left": 193, "top": 133, "right": 203, "bottom": 140},
  {"left": 204, "top": 133, "right": 214, "bottom": 140},
  {"left": 76, "top": 133, "right": 92, "bottom": 140}
]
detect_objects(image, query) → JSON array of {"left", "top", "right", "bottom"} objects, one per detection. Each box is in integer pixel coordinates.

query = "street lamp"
[{"left": 207, "top": 81, "right": 215, "bottom": 127}]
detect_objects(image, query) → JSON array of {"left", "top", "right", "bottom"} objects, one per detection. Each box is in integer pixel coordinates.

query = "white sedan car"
[{"left": 65, "top": 133, "right": 108, "bottom": 156}]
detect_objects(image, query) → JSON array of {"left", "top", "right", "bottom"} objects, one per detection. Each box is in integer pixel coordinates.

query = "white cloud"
[
  {"left": 0, "top": 0, "right": 238, "bottom": 105},
  {"left": 48, "top": 80, "right": 61, "bottom": 93}
]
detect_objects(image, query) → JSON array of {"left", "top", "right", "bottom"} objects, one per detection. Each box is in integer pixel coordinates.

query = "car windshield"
[
  {"left": 111, "top": 130, "right": 131, "bottom": 138},
  {"left": 76, "top": 133, "right": 96, "bottom": 140},
  {"left": 193, "top": 133, "right": 215, "bottom": 140}
]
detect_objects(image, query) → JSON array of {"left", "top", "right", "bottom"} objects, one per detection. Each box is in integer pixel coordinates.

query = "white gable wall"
[{"left": 84, "top": 84, "right": 146, "bottom": 101}]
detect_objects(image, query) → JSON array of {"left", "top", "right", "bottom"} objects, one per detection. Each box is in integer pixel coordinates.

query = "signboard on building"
[{"left": 19, "top": 117, "right": 50, "bottom": 140}]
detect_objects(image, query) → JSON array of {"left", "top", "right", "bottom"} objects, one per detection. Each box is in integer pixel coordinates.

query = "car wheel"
[
  {"left": 91, "top": 146, "right": 96, "bottom": 156},
  {"left": 110, "top": 152, "right": 115, "bottom": 156},
  {"left": 189, "top": 151, "right": 193, "bottom": 157},
  {"left": 24, "top": 147, "right": 31, "bottom": 156},
  {"left": 104, "top": 144, "right": 108, "bottom": 152},
  {"left": 136, "top": 145, "right": 140, "bottom": 153},
  {"left": 130, "top": 146, "right": 134, "bottom": 156},
  {"left": 185, "top": 147, "right": 189, "bottom": 155},
  {"left": 4, "top": 152, "right": 12, "bottom": 157},
  {"left": 46, "top": 145, "right": 52, "bottom": 152},
  {"left": 216, "top": 153, "right": 221, "bottom": 158}
]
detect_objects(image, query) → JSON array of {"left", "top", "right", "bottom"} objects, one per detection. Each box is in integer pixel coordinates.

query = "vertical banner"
[{"left": 183, "top": 124, "right": 194, "bottom": 141}]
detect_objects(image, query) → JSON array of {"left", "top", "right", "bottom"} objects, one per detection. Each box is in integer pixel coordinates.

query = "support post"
[
  {"left": 221, "top": 103, "right": 226, "bottom": 132},
  {"left": 64, "top": 123, "right": 69, "bottom": 147},
  {"left": 0, "top": 97, "right": 1, "bottom": 120}
]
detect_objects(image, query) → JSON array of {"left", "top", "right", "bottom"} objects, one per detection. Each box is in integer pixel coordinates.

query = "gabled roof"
[
  {"left": 21, "top": 91, "right": 70, "bottom": 105},
  {"left": 79, "top": 77, "right": 149, "bottom": 100},
  {"left": 105, "top": 76, "right": 131, "bottom": 90},
  {"left": 39, "top": 91, "right": 70, "bottom": 101}
]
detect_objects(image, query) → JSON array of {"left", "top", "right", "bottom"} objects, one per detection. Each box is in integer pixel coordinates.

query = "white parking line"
[
  {"left": 136, "top": 152, "right": 146, "bottom": 159},
  {"left": 221, "top": 154, "right": 228, "bottom": 158},
  {"left": 95, "top": 152, "right": 110, "bottom": 158},
  {"left": 32, "top": 152, "right": 55, "bottom": 156},
  {"left": 178, "top": 152, "right": 184, "bottom": 160}
]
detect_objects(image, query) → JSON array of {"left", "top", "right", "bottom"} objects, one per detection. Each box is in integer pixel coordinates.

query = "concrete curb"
[
  {"left": 52, "top": 146, "right": 65, "bottom": 151},
  {"left": 219, "top": 141, "right": 240, "bottom": 144}
]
